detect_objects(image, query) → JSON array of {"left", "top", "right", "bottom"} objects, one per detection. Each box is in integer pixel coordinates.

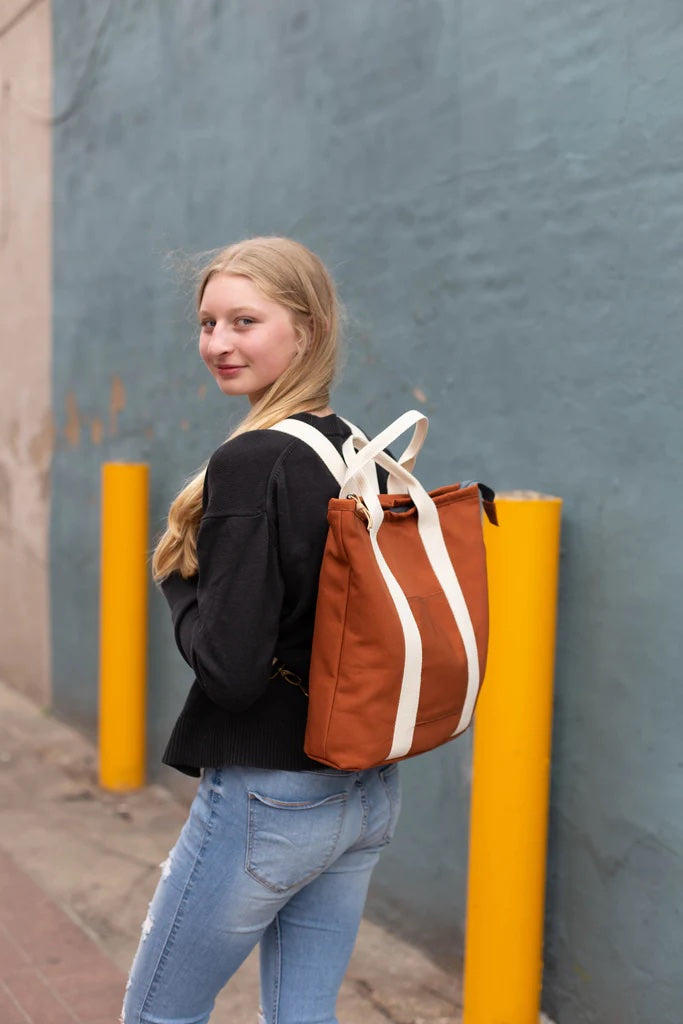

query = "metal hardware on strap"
[
  {"left": 345, "top": 493, "right": 373, "bottom": 530},
  {"left": 270, "top": 658, "right": 308, "bottom": 697}
]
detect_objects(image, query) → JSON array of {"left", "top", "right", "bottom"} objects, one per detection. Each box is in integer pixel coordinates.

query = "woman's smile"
[{"left": 215, "top": 364, "right": 246, "bottom": 376}]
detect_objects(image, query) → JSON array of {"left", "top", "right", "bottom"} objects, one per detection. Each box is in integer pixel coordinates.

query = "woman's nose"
[{"left": 207, "top": 324, "right": 235, "bottom": 353}]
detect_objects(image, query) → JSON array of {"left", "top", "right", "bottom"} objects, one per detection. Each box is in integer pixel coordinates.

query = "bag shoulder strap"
[
  {"left": 271, "top": 412, "right": 428, "bottom": 495},
  {"left": 270, "top": 419, "right": 348, "bottom": 487},
  {"left": 272, "top": 417, "right": 383, "bottom": 499}
]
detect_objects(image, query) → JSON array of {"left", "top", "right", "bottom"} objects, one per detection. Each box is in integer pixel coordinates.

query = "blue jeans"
[{"left": 122, "top": 763, "right": 401, "bottom": 1024}]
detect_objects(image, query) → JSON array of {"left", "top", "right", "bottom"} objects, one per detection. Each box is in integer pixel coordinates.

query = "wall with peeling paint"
[
  {"left": 50, "top": 2, "right": 683, "bottom": 1020},
  {"left": 0, "top": 0, "right": 52, "bottom": 705}
]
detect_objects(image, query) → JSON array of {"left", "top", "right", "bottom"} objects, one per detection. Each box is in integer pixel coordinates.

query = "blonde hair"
[{"left": 152, "top": 236, "right": 342, "bottom": 581}]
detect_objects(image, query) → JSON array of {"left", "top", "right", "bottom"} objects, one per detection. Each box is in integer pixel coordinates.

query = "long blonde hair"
[{"left": 152, "top": 236, "right": 342, "bottom": 581}]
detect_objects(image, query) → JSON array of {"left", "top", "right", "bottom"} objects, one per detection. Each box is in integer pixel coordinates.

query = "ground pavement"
[{"left": 0, "top": 680, "right": 461, "bottom": 1024}]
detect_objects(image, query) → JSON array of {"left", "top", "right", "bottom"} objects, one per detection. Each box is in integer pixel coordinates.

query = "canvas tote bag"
[{"left": 271, "top": 410, "right": 497, "bottom": 770}]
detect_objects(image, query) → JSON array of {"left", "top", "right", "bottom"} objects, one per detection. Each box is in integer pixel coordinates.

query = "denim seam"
[
  {"left": 272, "top": 912, "right": 282, "bottom": 1024},
  {"left": 357, "top": 779, "right": 369, "bottom": 844},
  {"left": 138, "top": 768, "right": 222, "bottom": 1020},
  {"left": 379, "top": 764, "right": 400, "bottom": 845}
]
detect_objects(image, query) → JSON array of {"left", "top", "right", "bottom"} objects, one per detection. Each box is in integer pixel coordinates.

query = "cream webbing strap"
[
  {"left": 341, "top": 411, "right": 428, "bottom": 495},
  {"left": 345, "top": 443, "right": 480, "bottom": 741},
  {"left": 271, "top": 417, "right": 382, "bottom": 498},
  {"left": 271, "top": 412, "right": 479, "bottom": 757},
  {"left": 270, "top": 417, "right": 424, "bottom": 760},
  {"left": 341, "top": 415, "right": 480, "bottom": 747},
  {"left": 272, "top": 414, "right": 426, "bottom": 494},
  {"left": 270, "top": 419, "right": 347, "bottom": 487},
  {"left": 340, "top": 418, "right": 380, "bottom": 495}
]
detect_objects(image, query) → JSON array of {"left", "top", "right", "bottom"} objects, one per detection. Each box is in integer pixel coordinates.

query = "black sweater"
[{"left": 160, "top": 412, "right": 358, "bottom": 776}]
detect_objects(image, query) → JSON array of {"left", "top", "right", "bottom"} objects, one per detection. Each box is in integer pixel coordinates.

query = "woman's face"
[{"left": 198, "top": 273, "right": 301, "bottom": 404}]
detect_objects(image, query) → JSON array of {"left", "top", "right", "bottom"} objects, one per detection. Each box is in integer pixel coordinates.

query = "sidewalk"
[
  {"left": 0, "top": 680, "right": 460, "bottom": 1023},
  {"left": 0, "top": 848, "right": 124, "bottom": 1023}
]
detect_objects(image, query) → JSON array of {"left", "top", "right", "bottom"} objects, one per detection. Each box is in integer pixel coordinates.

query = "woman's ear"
[{"left": 296, "top": 320, "right": 313, "bottom": 353}]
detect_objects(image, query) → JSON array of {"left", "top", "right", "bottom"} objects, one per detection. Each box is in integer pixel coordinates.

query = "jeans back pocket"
[{"left": 246, "top": 790, "right": 348, "bottom": 893}]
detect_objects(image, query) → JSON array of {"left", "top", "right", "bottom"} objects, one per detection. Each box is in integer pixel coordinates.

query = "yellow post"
[
  {"left": 463, "top": 491, "right": 562, "bottom": 1023},
  {"left": 98, "top": 462, "right": 149, "bottom": 791}
]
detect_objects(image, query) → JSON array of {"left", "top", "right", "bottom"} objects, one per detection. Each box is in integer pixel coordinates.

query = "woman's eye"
[
  {"left": 200, "top": 319, "right": 216, "bottom": 331},
  {"left": 236, "top": 317, "right": 255, "bottom": 327}
]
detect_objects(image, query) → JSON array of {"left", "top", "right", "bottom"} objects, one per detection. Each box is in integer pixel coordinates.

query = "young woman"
[{"left": 122, "top": 237, "right": 401, "bottom": 1024}]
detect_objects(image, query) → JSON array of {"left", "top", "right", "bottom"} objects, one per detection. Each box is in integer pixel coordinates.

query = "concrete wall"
[
  {"left": 50, "top": 2, "right": 683, "bottom": 1020},
  {"left": 0, "top": 0, "right": 52, "bottom": 705}
]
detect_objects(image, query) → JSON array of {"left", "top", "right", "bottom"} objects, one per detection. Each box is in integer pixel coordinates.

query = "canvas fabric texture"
[{"left": 271, "top": 411, "right": 496, "bottom": 770}]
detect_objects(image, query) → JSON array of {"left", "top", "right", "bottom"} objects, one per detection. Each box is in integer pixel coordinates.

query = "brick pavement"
[{"left": 0, "top": 847, "right": 125, "bottom": 1024}]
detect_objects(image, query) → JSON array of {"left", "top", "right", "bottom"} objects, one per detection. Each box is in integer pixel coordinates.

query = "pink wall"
[{"left": 0, "top": 0, "right": 52, "bottom": 703}]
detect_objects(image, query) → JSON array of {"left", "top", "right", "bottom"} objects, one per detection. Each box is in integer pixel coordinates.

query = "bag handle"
[
  {"left": 341, "top": 410, "right": 427, "bottom": 476},
  {"left": 342, "top": 445, "right": 430, "bottom": 539},
  {"left": 339, "top": 418, "right": 380, "bottom": 495},
  {"left": 271, "top": 411, "right": 431, "bottom": 508},
  {"left": 341, "top": 410, "right": 428, "bottom": 496}
]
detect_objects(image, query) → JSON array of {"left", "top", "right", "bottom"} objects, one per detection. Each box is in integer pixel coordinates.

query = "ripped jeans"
[{"left": 121, "top": 763, "right": 401, "bottom": 1024}]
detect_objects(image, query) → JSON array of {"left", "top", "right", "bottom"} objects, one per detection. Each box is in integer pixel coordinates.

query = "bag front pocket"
[{"left": 246, "top": 790, "right": 348, "bottom": 893}]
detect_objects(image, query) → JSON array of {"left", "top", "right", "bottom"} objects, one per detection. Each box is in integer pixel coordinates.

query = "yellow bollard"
[
  {"left": 463, "top": 491, "right": 562, "bottom": 1024},
  {"left": 98, "top": 463, "right": 149, "bottom": 791}
]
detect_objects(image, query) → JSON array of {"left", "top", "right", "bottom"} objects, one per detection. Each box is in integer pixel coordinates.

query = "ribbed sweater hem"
[{"left": 162, "top": 714, "right": 325, "bottom": 777}]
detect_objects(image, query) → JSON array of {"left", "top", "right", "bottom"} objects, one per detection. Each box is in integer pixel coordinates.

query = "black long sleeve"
[
  {"left": 162, "top": 511, "right": 283, "bottom": 712},
  {"left": 159, "top": 412, "right": 354, "bottom": 775},
  {"left": 160, "top": 572, "right": 198, "bottom": 668}
]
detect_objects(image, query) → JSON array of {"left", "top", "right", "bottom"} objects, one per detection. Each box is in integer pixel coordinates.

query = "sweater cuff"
[
  {"left": 160, "top": 571, "right": 198, "bottom": 610},
  {"left": 159, "top": 572, "right": 199, "bottom": 666}
]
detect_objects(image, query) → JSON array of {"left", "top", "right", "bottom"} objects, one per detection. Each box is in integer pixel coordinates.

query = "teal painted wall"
[{"left": 51, "top": 3, "right": 683, "bottom": 1020}]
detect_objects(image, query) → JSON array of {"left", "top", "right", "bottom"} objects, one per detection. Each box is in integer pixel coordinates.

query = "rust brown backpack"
[{"left": 272, "top": 411, "right": 497, "bottom": 770}]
